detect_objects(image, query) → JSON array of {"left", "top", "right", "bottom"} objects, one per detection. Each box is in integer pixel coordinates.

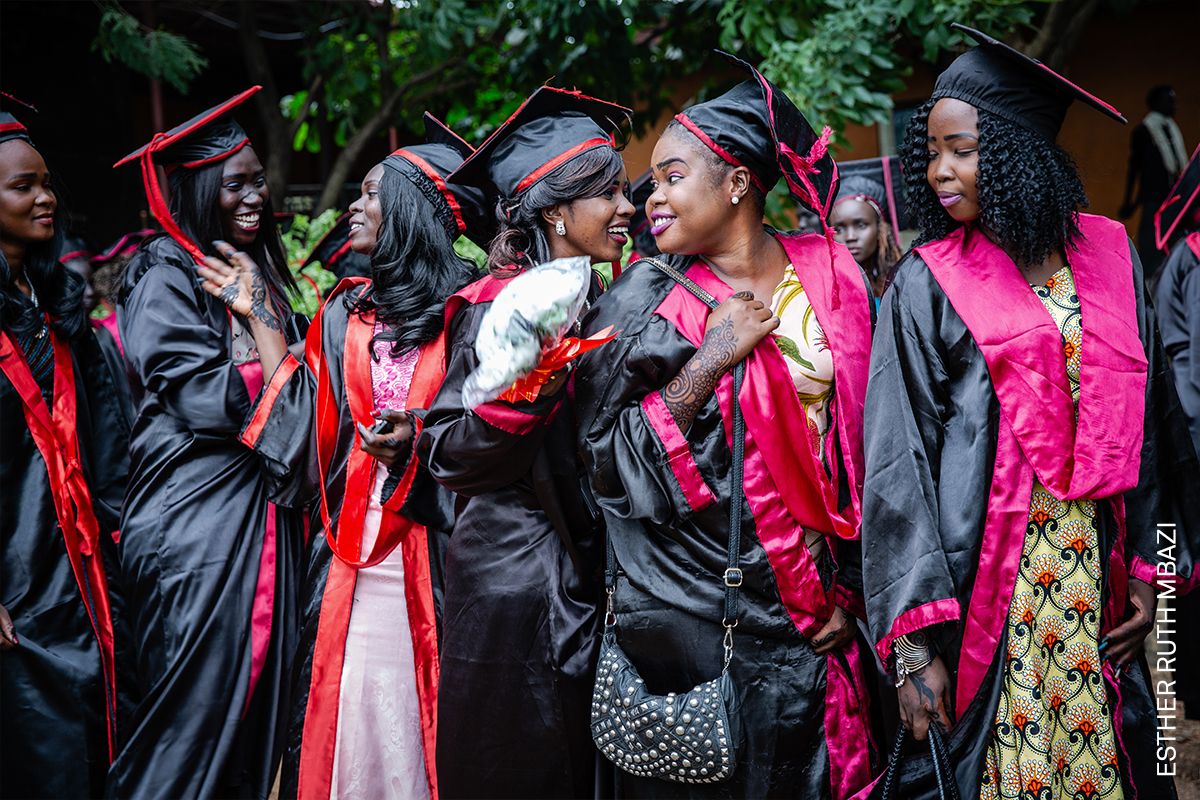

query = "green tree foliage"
[{"left": 92, "top": 3, "right": 208, "bottom": 94}]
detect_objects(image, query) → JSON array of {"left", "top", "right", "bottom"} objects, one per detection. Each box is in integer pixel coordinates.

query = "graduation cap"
[
  {"left": 627, "top": 169, "right": 660, "bottom": 259},
  {"left": 1155, "top": 143, "right": 1200, "bottom": 251},
  {"left": 114, "top": 86, "right": 263, "bottom": 264},
  {"left": 383, "top": 113, "right": 496, "bottom": 246},
  {"left": 92, "top": 228, "right": 157, "bottom": 266},
  {"left": 833, "top": 156, "right": 907, "bottom": 245},
  {"left": 447, "top": 85, "right": 631, "bottom": 200},
  {"left": 0, "top": 91, "right": 36, "bottom": 147},
  {"left": 58, "top": 235, "right": 92, "bottom": 264},
  {"left": 673, "top": 51, "right": 839, "bottom": 218},
  {"left": 933, "top": 23, "right": 1125, "bottom": 142}
]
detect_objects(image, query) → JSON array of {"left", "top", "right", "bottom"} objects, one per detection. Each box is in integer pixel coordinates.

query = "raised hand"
[{"left": 197, "top": 240, "right": 284, "bottom": 332}]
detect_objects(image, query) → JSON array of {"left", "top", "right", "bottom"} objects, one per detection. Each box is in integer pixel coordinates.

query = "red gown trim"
[
  {"left": 640, "top": 390, "right": 717, "bottom": 513},
  {"left": 298, "top": 277, "right": 444, "bottom": 799},
  {"left": 0, "top": 328, "right": 118, "bottom": 759}
]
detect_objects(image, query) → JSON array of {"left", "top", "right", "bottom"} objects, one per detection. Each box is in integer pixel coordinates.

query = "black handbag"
[
  {"left": 590, "top": 257, "right": 746, "bottom": 784},
  {"left": 878, "top": 725, "right": 961, "bottom": 800}
]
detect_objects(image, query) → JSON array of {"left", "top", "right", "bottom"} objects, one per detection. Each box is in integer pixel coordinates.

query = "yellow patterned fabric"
[
  {"left": 769, "top": 264, "right": 834, "bottom": 452},
  {"left": 980, "top": 266, "right": 1124, "bottom": 800}
]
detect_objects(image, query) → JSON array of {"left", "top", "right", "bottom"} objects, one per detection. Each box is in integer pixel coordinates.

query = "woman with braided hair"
[{"left": 860, "top": 24, "right": 1200, "bottom": 799}]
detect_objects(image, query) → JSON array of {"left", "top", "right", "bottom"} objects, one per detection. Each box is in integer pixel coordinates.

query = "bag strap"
[
  {"left": 604, "top": 256, "right": 747, "bottom": 671},
  {"left": 880, "top": 725, "right": 961, "bottom": 800}
]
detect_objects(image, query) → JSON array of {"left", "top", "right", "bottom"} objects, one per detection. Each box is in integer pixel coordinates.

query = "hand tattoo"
[
  {"left": 219, "top": 281, "right": 240, "bottom": 308},
  {"left": 662, "top": 317, "right": 737, "bottom": 430},
  {"left": 249, "top": 270, "right": 283, "bottom": 332}
]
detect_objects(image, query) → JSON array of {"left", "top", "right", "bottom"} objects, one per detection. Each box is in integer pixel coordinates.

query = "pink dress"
[{"left": 328, "top": 325, "right": 429, "bottom": 799}]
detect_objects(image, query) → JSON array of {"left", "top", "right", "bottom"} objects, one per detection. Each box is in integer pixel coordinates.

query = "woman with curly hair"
[
  {"left": 861, "top": 24, "right": 1200, "bottom": 799},
  {"left": 0, "top": 104, "right": 129, "bottom": 800},
  {"left": 418, "top": 86, "right": 634, "bottom": 798}
]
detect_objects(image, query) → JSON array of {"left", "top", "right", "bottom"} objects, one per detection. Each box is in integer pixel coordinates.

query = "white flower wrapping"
[{"left": 461, "top": 255, "right": 593, "bottom": 410}]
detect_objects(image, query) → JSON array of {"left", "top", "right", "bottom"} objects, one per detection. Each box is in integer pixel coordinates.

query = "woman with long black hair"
[
  {"left": 221, "top": 115, "right": 493, "bottom": 800},
  {"left": 108, "top": 87, "right": 305, "bottom": 799},
  {"left": 419, "top": 86, "right": 634, "bottom": 798},
  {"left": 0, "top": 105, "right": 128, "bottom": 800},
  {"left": 861, "top": 25, "right": 1199, "bottom": 799}
]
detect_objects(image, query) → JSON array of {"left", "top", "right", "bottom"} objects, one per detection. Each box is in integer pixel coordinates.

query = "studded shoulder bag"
[{"left": 590, "top": 257, "right": 746, "bottom": 784}]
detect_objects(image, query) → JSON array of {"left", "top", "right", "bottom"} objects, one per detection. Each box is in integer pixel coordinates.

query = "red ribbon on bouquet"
[{"left": 497, "top": 325, "right": 618, "bottom": 403}]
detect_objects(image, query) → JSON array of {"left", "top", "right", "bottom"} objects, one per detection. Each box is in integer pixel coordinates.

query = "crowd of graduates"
[{"left": 2, "top": 19, "right": 1199, "bottom": 800}]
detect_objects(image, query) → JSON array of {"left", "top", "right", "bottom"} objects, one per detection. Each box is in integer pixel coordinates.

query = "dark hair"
[
  {"left": 0, "top": 151, "right": 86, "bottom": 340},
  {"left": 1147, "top": 84, "right": 1174, "bottom": 107},
  {"left": 487, "top": 145, "right": 625, "bottom": 274},
  {"left": 166, "top": 155, "right": 295, "bottom": 307},
  {"left": 663, "top": 119, "right": 768, "bottom": 214},
  {"left": 900, "top": 98, "right": 1087, "bottom": 267},
  {"left": 351, "top": 169, "right": 477, "bottom": 357}
]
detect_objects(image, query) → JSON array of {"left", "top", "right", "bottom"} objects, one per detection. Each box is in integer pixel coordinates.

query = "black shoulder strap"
[{"left": 606, "top": 257, "right": 746, "bottom": 643}]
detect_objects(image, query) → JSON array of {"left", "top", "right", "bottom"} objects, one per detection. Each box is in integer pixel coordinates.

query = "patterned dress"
[
  {"left": 770, "top": 264, "right": 834, "bottom": 448},
  {"left": 981, "top": 266, "right": 1124, "bottom": 800}
]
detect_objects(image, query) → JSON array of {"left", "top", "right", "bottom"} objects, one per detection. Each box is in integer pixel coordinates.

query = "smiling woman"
[
  {"left": 0, "top": 107, "right": 129, "bottom": 800},
  {"left": 109, "top": 88, "right": 307, "bottom": 799}
]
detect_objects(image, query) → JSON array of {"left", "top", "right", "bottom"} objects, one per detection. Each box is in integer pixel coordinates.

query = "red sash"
[
  {"left": 298, "top": 278, "right": 444, "bottom": 799},
  {"left": 0, "top": 328, "right": 117, "bottom": 759}
]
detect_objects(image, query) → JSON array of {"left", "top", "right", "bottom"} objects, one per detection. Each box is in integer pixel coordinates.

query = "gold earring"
[{"left": 555, "top": 219, "right": 567, "bottom": 236}]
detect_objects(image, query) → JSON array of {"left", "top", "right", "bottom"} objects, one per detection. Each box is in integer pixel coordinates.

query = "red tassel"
[{"left": 140, "top": 135, "right": 207, "bottom": 265}]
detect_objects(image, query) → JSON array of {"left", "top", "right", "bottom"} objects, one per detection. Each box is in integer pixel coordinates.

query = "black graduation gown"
[
  {"left": 574, "top": 244, "right": 878, "bottom": 800},
  {"left": 1, "top": 324, "right": 129, "bottom": 799},
  {"left": 861, "top": 235, "right": 1200, "bottom": 798},
  {"left": 108, "top": 236, "right": 304, "bottom": 799},
  {"left": 420, "top": 274, "right": 605, "bottom": 800},
  {"left": 1154, "top": 232, "right": 1200, "bottom": 717},
  {"left": 249, "top": 283, "right": 452, "bottom": 799}
]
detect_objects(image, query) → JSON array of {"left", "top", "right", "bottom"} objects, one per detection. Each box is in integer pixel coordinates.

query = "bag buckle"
[{"left": 723, "top": 568, "right": 743, "bottom": 587}]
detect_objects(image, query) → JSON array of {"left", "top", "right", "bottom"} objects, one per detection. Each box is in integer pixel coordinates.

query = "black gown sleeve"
[
  {"left": 419, "top": 302, "right": 563, "bottom": 497},
  {"left": 861, "top": 254, "right": 964, "bottom": 659},
  {"left": 1122, "top": 240, "right": 1200, "bottom": 585},
  {"left": 121, "top": 260, "right": 252, "bottom": 435}
]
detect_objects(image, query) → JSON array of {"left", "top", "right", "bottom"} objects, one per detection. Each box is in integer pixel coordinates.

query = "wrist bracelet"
[{"left": 893, "top": 631, "right": 933, "bottom": 688}]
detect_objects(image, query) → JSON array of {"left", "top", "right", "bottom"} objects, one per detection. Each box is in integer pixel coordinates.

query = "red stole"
[
  {"left": 917, "top": 214, "right": 1149, "bottom": 714},
  {"left": 0, "top": 328, "right": 117, "bottom": 759},
  {"left": 297, "top": 278, "right": 445, "bottom": 799},
  {"left": 1188, "top": 231, "right": 1200, "bottom": 260}
]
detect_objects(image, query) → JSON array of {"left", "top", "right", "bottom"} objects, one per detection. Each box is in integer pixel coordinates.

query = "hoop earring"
[
  {"left": 555, "top": 219, "right": 567, "bottom": 236},
  {"left": 731, "top": 196, "right": 740, "bottom": 205}
]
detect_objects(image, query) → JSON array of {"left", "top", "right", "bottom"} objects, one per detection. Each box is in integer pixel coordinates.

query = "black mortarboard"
[
  {"left": 933, "top": 24, "right": 1125, "bottom": 142},
  {"left": 447, "top": 86, "right": 630, "bottom": 200},
  {"left": 114, "top": 86, "right": 262, "bottom": 264},
  {"left": 674, "top": 51, "right": 838, "bottom": 217},
  {"left": 1156, "top": 143, "right": 1200, "bottom": 251},
  {"left": 383, "top": 113, "right": 496, "bottom": 246},
  {"left": 0, "top": 91, "right": 36, "bottom": 147},
  {"left": 59, "top": 235, "right": 92, "bottom": 264},
  {"left": 833, "top": 156, "right": 907, "bottom": 244},
  {"left": 302, "top": 212, "right": 368, "bottom": 279},
  {"left": 627, "top": 169, "right": 660, "bottom": 258}
]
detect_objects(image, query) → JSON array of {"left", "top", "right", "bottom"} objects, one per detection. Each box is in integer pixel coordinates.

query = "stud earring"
[
  {"left": 555, "top": 219, "right": 567, "bottom": 236},
  {"left": 731, "top": 196, "right": 740, "bottom": 205}
]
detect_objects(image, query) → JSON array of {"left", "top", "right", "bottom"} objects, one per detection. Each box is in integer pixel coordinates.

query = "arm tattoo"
[
  {"left": 662, "top": 317, "right": 737, "bottom": 430},
  {"left": 249, "top": 270, "right": 283, "bottom": 332},
  {"left": 910, "top": 672, "right": 939, "bottom": 712}
]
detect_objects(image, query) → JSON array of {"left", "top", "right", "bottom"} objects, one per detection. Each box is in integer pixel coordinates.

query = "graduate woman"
[
  {"left": 110, "top": 87, "right": 305, "bottom": 798},
  {"left": 576, "top": 52, "right": 877, "bottom": 798},
  {"left": 827, "top": 157, "right": 904, "bottom": 299},
  {"left": 219, "top": 115, "right": 493, "bottom": 800},
  {"left": 0, "top": 104, "right": 128, "bottom": 800},
  {"left": 861, "top": 25, "right": 1199, "bottom": 799},
  {"left": 418, "top": 86, "right": 634, "bottom": 798}
]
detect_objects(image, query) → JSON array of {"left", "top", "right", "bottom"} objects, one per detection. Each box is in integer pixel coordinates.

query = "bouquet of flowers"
[{"left": 462, "top": 255, "right": 616, "bottom": 409}]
